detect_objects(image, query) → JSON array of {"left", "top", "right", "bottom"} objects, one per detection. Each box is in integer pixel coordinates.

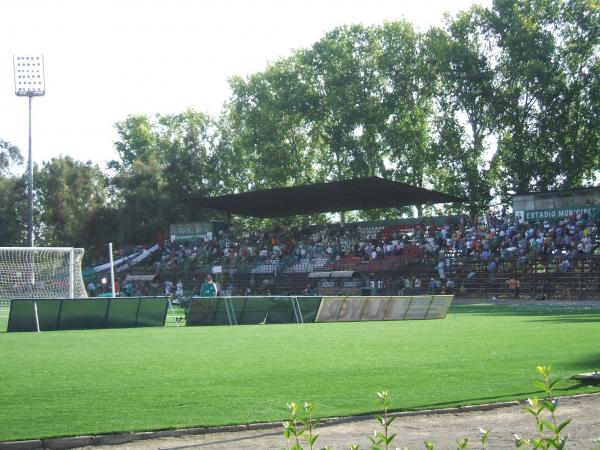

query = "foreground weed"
[
  {"left": 367, "top": 391, "right": 397, "bottom": 450},
  {"left": 479, "top": 428, "right": 491, "bottom": 449},
  {"left": 282, "top": 401, "right": 322, "bottom": 450},
  {"left": 515, "top": 366, "right": 571, "bottom": 449},
  {"left": 282, "top": 366, "right": 598, "bottom": 449}
]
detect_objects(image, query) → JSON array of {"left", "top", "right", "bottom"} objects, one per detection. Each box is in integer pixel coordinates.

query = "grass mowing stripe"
[{"left": 1, "top": 303, "right": 600, "bottom": 441}]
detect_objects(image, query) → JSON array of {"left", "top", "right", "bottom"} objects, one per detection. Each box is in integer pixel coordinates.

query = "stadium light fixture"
[{"left": 13, "top": 55, "right": 46, "bottom": 247}]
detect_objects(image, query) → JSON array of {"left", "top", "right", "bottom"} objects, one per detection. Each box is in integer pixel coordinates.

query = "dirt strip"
[{"left": 76, "top": 393, "right": 600, "bottom": 450}]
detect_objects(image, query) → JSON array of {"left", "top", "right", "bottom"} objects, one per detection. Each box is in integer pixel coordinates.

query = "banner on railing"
[{"left": 90, "top": 244, "right": 159, "bottom": 273}]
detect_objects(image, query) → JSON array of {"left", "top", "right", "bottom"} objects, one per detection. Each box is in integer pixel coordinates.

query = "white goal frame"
[{"left": 0, "top": 247, "right": 88, "bottom": 331}]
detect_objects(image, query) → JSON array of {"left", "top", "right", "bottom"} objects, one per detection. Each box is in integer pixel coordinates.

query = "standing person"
[
  {"left": 429, "top": 278, "right": 437, "bottom": 294},
  {"left": 437, "top": 259, "right": 446, "bottom": 279},
  {"left": 175, "top": 280, "right": 184, "bottom": 302},
  {"left": 200, "top": 274, "right": 217, "bottom": 297},
  {"left": 506, "top": 277, "right": 521, "bottom": 299},
  {"left": 414, "top": 277, "right": 421, "bottom": 294},
  {"left": 404, "top": 277, "right": 412, "bottom": 295},
  {"left": 445, "top": 278, "right": 455, "bottom": 294},
  {"left": 164, "top": 279, "right": 174, "bottom": 298},
  {"left": 87, "top": 280, "right": 96, "bottom": 297},
  {"left": 377, "top": 279, "right": 384, "bottom": 295},
  {"left": 126, "top": 280, "right": 134, "bottom": 297}
]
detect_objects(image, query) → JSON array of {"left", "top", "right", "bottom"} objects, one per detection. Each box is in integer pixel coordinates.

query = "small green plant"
[
  {"left": 479, "top": 428, "right": 491, "bottom": 450},
  {"left": 514, "top": 366, "right": 573, "bottom": 449},
  {"left": 281, "top": 366, "right": 597, "bottom": 449},
  {"left": 281, "top": 401, "right": 322, "bottom": 450},
  {"left": 456, "top": 437, "right": 468, "bottom": 449},
  {"left": 367, "top": 391, "right": 397, "bottom": 450}
]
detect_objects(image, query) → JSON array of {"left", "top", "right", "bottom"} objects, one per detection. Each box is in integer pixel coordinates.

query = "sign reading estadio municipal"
[{"left": 514, "top": 206, "right": 599, "bottom": 222}]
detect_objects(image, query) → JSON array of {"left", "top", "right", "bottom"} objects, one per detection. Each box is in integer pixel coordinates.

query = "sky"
[{"left": 0, "top": 0, "right": 491, "bottom": 168}]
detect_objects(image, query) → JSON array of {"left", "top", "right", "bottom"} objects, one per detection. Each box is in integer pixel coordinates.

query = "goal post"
[{"left": 0, "top": 247, "right": 88, "bottom": 331}]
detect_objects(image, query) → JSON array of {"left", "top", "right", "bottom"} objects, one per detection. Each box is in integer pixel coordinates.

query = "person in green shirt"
[{"left": 200, "top": 274, "right": 217, "bottom": 297}]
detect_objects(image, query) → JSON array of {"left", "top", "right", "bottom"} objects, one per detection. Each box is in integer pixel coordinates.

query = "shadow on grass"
[
  {"left": 555, "top": 354, "right": 600, "bottom": 371},
  {"left": 450, "top": 303, "right": 600, "bottom": 321},
  {"left": 528, "top": 316, "right": 600, "bottom": 323},
  {"left": 392, "top": 381, "right": 594, "bottom": 413}
]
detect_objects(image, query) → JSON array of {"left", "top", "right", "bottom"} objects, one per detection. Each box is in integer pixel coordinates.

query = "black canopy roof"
[{"left": 191, "top": 177, "right": 464, "bottom": 218}]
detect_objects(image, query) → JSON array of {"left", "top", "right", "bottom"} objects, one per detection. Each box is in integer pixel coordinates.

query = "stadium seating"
[{"left": 86, "top": 212, "right": 599, "bottom": 301}]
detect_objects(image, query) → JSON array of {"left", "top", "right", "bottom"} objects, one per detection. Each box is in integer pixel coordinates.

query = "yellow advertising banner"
[{"left": 315, "top": 295, "right": 453, "bottom": 323}]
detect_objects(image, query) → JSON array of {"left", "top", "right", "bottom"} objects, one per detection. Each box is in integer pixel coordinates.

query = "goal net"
[{"left": 0, "top": 247, "right": 88, "bottom": 331}]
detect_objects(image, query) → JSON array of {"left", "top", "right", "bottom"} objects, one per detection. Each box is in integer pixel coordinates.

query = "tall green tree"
[
  {"left": 372, "top": 21, "right": 443, "bottom": 218},
  {"left": 224, "top": 23, "right": 442, "bottom": 220},
  {"left": 112, "top": 115, "right": 157, "bottom": 171},
  {"left": 487, "top": 0, "right": 600, "bottom": 194},
  {"left": 35, "top": 156, "right": 107, "bottom": 247},
  {"left": 0, "top": 140, "right": 26, "bottom": 246},
  {"left": 301, "top": 25, "right": 388, "bottom": 181},
  {"left": 110, "top": 110, "right": 222, "bottom": 243},
  {"left": 224, "top": 52, "right": 321, "bottom": 191},
  {"left": 111, "top": 155, "right": 169, "bottom": 244},
  {"left": 154, "top": 110, "right": 220, "bottom": 219},
  {"left": 427, "top": 7, "right": 496, "bottom": 215}
]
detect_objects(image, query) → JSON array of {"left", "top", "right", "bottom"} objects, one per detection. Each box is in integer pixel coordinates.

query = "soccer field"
[{"left": 1, "top": 302, "right": 600, "bottom": 442}]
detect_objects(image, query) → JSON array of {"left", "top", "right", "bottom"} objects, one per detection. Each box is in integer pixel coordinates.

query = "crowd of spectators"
[
  {"left": 151, "top": 224, "right": 367, "bottom": 273},
  {"left": 86, "top": 210, "right": 598, "bottom": 298},
  {"left": 150, "top": 210, "right": 599, "bottom": 273},
  {"left": 419, "top": 211, "right": 598, "bottom": 261}
]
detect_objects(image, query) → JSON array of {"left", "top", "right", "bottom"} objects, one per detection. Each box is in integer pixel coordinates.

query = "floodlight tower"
[{"left": 13, "top": 55, "right": 46, "bottom": 247}]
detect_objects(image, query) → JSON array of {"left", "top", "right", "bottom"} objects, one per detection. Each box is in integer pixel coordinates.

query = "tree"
[
  {"left": 224, "top": 54, "right": 320, "bottom": 191},
  {"left": 374, "top": 21, "right": 441, "bottom": 217},
  {"left": 111, "top": 115, "right": 157, "bottom": 171},
  {"left": 427, "top": 7, "right": 496, "bottom": 215},
  {"left": 301, "top": 25, "right": 388, "bottom": 182},
  {"left": 35, "top": 156, "right": 107, "bottom": 247},
  {"left": 224, "top": 24, "right": 440, "bottom": 220},
  {"left": 486, "top": 0, "right": 600, "bottom": 194},
  {"left": 0, "top": 139, "right": 26, "bottom": 246},
  {"left": 111, "top": 155, "right": 169, "bottom": 244},
  {"left": 110, "top": 110, "right": 222, "bottom": 243}
]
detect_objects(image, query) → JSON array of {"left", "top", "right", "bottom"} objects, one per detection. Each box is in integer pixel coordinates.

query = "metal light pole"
[{"left": 13, "top": 55, "right": 45, "bottom": 247}]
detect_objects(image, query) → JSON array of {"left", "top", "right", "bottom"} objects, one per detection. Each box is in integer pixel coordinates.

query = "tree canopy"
[{"left": 1, "top": 0, "right": 598, "bottom": 250}]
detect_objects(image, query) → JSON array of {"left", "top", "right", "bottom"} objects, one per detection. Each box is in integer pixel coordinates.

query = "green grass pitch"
[{"left": 1, "top": 302, "right": 600, "bottom": 441}]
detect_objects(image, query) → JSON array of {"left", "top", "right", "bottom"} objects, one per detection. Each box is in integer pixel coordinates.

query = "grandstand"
[
  {"left": 86, "top": 211, "right": 600, "bottom": 302},
  {"left": 81, "top": 179, "right": 599, "bottom": 302}
]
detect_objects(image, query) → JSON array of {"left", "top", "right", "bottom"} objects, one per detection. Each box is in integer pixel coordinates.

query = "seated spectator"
[{"left": 559, "top": 258, "right": 571, "bottom": 272}]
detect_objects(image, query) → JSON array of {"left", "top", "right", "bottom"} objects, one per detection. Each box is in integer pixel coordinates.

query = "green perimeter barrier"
[
  {"left": 7, "top": 297, "right": 169, "bottom": 332},
  {"left": 296, "top": 296, "right": 323, "bottom": 323},
  {"left": 239, "top": 296, "right": 270, "bottom": 324},
  {"left": 315, "top": 295, "right": 454, "bottom": 322},
  {"left": 186, "top": 296, "right": 323, "bottom": 326}
]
